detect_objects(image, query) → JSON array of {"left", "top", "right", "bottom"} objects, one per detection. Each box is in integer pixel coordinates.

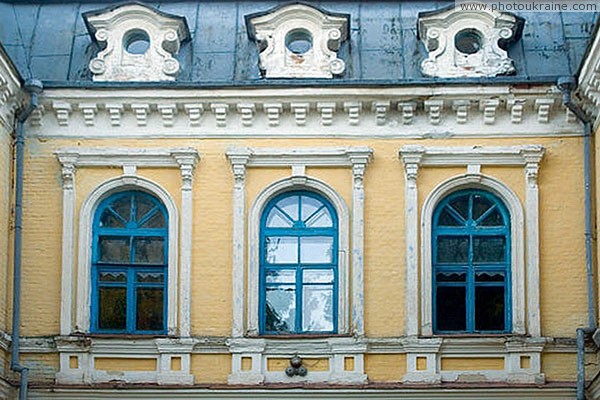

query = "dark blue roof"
[{"left": 0, "top": 0, "right": 596, "bottom": 86}]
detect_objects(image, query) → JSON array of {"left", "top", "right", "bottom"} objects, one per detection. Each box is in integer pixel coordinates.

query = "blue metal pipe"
[
  {"left": 11, "top": 79, "right": 42, "bottom": 400},
  {"left": 559, "top": 76, "right": 596, "bottom": 400}
]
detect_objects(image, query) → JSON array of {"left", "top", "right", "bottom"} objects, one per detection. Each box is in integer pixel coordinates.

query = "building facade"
[{"left": 0, "top": 0, "right": 599, "bottom": 398}]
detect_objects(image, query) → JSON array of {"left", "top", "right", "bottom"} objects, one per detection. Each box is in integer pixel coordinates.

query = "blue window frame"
[
  {"left": 91, "top": 190, "right": 168, "bottom": 334},
  {"left": 433, "top": 189, "right": 511, "bottom": 334},
  {"left": 259, "top": 191, "right": 338, "bottom": 334}
]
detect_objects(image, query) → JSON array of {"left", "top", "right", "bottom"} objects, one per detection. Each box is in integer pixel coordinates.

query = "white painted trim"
[
  {"left": 226, "top": 146, "right": 372, "bottom": 337},
  {"left": 247, "top": 176, "right": 350, "bottom": 335},
  {"left": 56, "top": 147, "right": 199, "bottom": 335},
  {"left": 56, "top": 337, "right": 194, "bottom": 385},
  {"left": 420, "top": 174, "right": 526, "bottom": 336},
  {"left": 75, "top": 176, "right": 179, "bottom": 334},
  {"left": 399, "top": 145, "right": 544, "bottom": 337},
  {"left": 230, "top": 146, "right": 373, "bottom": 167},
  {"left": 228, "top": 337, "right": 367, "bottom": 384},
  {"left": 30, "top": 86, "right": 580, "bottom": 139}
]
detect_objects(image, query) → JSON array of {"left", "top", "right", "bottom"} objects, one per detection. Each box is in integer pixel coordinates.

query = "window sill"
[{"left": 248, "top": 333, "right": 353, "bottom": 340}]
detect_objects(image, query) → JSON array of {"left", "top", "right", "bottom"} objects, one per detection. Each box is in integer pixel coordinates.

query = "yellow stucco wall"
[
  {"left": 14, "top": 135, "right": 589, "bottom": 381},
  {"left": 0, "top": 122, "right": 11, "bottom": 334}
]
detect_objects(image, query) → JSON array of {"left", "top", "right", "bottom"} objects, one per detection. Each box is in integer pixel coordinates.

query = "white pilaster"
[
  {"left": 522, "top": 147, "right": 544, "bottom": 337},
  {"left": 173, "top": 150, "right": 200, "bottom": 337},
  {"left": 227, "top": 150, "right": 251, "bottom": 337},
  {"left": 399, "top": 147, "right": 424, "bottom": 336},
  {"left": 349, "top": 152, "right": 370, "bottom": 336},
  {"left": 58, "top": 154, "right": 78, "bottom": 335}
]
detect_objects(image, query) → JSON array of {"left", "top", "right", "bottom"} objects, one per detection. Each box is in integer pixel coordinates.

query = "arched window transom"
[
  {"left": 260, "top": 191, "right": 338, "bottom": 334},
  {"left": 433, "top": 189, "right": 511, "bottom": 334},
  {"left": 91, "top": 190, "right": 168, "bottom": 334}
]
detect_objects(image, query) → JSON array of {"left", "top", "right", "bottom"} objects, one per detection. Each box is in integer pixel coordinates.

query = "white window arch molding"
[
  {"left": 247, "top": 175, "right": 350, "bottom": 335},
  {"left": 226, "top": 146, "right": 372, "bottom": 340},
  {"left": 420, "top": 174, "right": 525, "bottom": 336},
  {"left": 56, "top": 147, "right": 199, "bottom": 337},
  {"left": 400, "top": 144, "right": 544, "bottom": 338},
  {"left": 75, "top": 176, "right": 179, "bottom": 334}
]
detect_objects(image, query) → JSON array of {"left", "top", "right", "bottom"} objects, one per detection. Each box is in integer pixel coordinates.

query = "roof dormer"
[
  {"left": 84, "top": 2, "right": 190, "bottom": 82},
  {"left": 246, "top": 3, "right": 350, "bottom": 79},
  {"left": 418, "top": 4, "right": 524, "bottom": 78}
]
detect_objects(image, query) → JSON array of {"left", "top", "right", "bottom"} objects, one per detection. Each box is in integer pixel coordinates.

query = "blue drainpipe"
[
  {"left": 558, "top": 76, "right": 597, "bottom": 400},
  {"left": 11, "top": 79, "right": 43, "bottom": 400}
]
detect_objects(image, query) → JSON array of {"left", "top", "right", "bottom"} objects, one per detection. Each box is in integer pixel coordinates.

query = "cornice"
[
  {"left": 27, "top": 85, "right": 581, "bottom": 139},
  {"left": 577, "top": 27, "right": 600, "bottom": 126},
  {"left": 0, "top": 48, "right": 22, "bottom": 131}
]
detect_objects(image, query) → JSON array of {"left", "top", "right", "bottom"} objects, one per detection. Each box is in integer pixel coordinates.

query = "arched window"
[
  {"left": 433, "top": 189, "right": 511, "bottom": 334},
  {"left": 91, "top": 190, "right": 168, "bottom": 334},
  {"left": 259, "top": 191, "right": 338, "bottom": 334}
]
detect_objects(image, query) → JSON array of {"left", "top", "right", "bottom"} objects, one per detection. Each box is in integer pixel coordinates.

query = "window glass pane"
[
  {"left": 99, "top": 237, "right": 130, "bottom": 263},
  {"left": 472, "top": 194, "right": 493, "bottom": 221},
  {"left": 300, "top": 236, "right": 333, "bottom": 263},
  {"left": 475, "top": 286, "right": 505, "bottom": 331},
  {"left": 301, "top": 196, "right": 322, "bottom": 221},
  {"left": 140, "top": 211, "right": 165, "bottom": 228},
  {"left": 99, "top": 271, "right": 127, "bottom": 282},
  {"left": 135, "top": 195, "right": 155, "bottom": 223},
  {"left": 277, "top": 196, "right": 299, "bottom": 221},
  {"left": 437, "top": 208, "right": 462, "bottom": 226},
  {"left": 436, "top": 286, "right": 466, "bottom": 331},
  {"left": 100, "top": 209, "right": 125, "bottom": 228},
  {"left": 305, "top": 208, "right": 333, "bottom": 228},
  {"left": 303, "top": 269, "right": 334, "bottom": 284},
  {"left": 265, "top": 237, "right": 298, "bottom": 264},
  {"left": 266, "top": 269, "right": 296, "bottom": 284},
  {"left": 98, "top": 287, "right": 126, "bottom": 330},
  {"left": 136, "top": 287, "right": 164, "bottom": 331},
  {"left": 265, "top": 285, "right": 296, "bottom": 333},
  {"left": 476, "top": 271, "right": 505, "bottom": 282},
  {"left": 436, "top": 271, "right": 466, "bottom": 282},
  {"left": 449, "top": 196, "right": 469, "bottom": 220},
  {"left": 137, "top": 271, "right": 164, "bottom": 283},
  {"left": 436, "top": 236, "right": 469, "bottom": 263},
  {"left": 302, "top": 285, "right": 334, "bottom": 332},
  {"left": 480, "top": 209, "right": 505, "bottom": 226},
  {"left": 266, "top": 208, "right": 293, "bottom": 228},
  {"left": 111, "top": 194, "right": 131, "bottom": 223},
  {"left": 473, "top": 236, "right": 506, "bottom": 263},
  {"left": 134, "top": 238, "right": 165, "bottom": 264}
]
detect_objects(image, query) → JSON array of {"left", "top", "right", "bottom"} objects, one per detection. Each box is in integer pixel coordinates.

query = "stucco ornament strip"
[
  {"left": 226, "top": 146, "right": 371, "bottom": 385},
  {"left": 84, "top": 3, "right": 190, "bottom": 82},
  {"left": 418, "top": 4, "right": 522, "bottom": 78},
  {"left": 33, "top": 86, "right": 577, "bottom": 136},
  {"left": 246, "top": 3, "right": 349, "bottom": 78}
]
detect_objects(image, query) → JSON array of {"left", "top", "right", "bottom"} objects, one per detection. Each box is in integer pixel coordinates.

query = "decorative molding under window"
[
  {"left": 246, "top": 3, "right": 350, "bottom": 78},
  {"left": 399, "top": 145, "right": 545, "bottom": 340},
  {"left": 225, "top": 147, "right": 371, "bottom": 384},
  {"left": 56, "top": 336, "right": 194, "bottom": 385},
  {"left": 55, "top": 148, "right": 200, "bottom": 340},
  {"left": 402, "top": 336, "right": 545, "bottom": 384},
  {"left": 84, "top": 3, "right": 190, "bottom": 82},
  {"left": 228, "top": 337, "right": 367, "bottom": 385}
]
